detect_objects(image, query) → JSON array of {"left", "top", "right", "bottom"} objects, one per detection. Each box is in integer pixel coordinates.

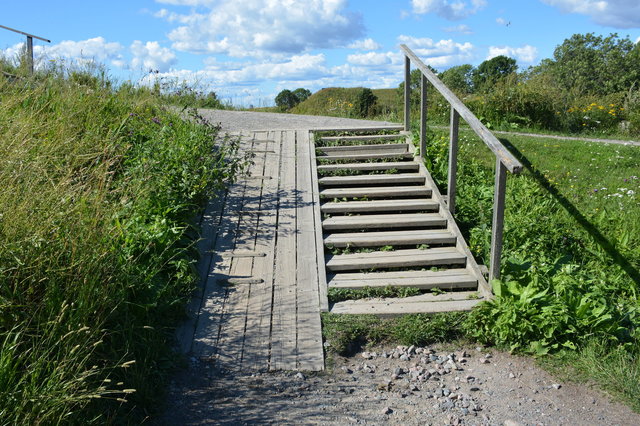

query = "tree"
[
  {"left": 440, "top": 64, "right": 474, "bottom": 94},
  {"left": 397, "top": 67, "right": 438, "bottom": 107},
  {"left": 275, "top": 89, "right": 298, "bottom": 110},
  {"left": 354, "top": 88, "right": 377, "bottom": 118},
  {"left": 472, "top": 56, "right": 517, "bottom": 91},
  {"left": 548, "top": 33, "right": 640, "bottom": 95},
  {"left": 292, "top": 88, "right": 311, "bottom": 103}
]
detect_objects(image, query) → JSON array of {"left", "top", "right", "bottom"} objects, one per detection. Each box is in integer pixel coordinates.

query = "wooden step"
[
  {"left": 328, "top": 269, "right": 477, "bottom": 289},
  {"left": 324, "top": 229, "right": 456, "bottom": 248},
  {"left": 319, "top": 174, "right": 425, "bottom": 186},
  {"left": 326, "top": 247, "right": 466, "bottom": 271},
  {"left": 329, "top": 293, "right": 484, "bottom": 316},
  {"left": 320, "top": 186, "right": 431, "bottom": 199},
  {"left": 320, "top": 134, "right": 403, "bottom": 143},
  {"left": 322, "top": 213, "right": 445, "bottom": 230},
  {"left": 321, "top": 199, "right": 438, "bottom": 214},
  {"left": 319, "top": 143, "right": 409, "bottom": 154},
  {"left": 318, "top": 152, "right": 414, "bottom": 162},
  {"left": 317, "top": 161, "right": 418, "bottom": 173}
]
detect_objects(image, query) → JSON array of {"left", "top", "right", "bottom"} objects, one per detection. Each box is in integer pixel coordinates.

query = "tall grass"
[{"left": 0, "top": 63, "right": 243, "bottom": 423}]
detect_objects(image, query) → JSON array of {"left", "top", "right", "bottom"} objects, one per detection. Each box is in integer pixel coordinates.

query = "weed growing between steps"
[{"left": 0, "top": 65, "right": 243, "bottom": 423}]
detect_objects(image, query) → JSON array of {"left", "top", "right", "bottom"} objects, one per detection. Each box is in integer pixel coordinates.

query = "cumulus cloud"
[
  {"left": 398, "top": 35, "right": 475, "bottom": 67},
  {"left": 347, "top": 52, "right": 397, "bottom": 67},
  {"left": 496, "top": 17, "right": 507, "bottom": 25},
  {"left": 154, "top": 0, "right": 364, "bottom": 57},
  {"left": 487, "top": 45, "right": 538, "bottom": 63},
  {"left": 130, "top": 40, "right": 177, "bottom": 72},
  {"left": 411, "top": 0, "right": 487, "bottom": 20},
  {"left": 348, "top": 38, "right": 383, "bottom": 51},
  {"left": 443, "top": 24, "right": 473, "bottom": 34},
  {"left": 541, "top": 0, "right": 640, "bottom": 28}
]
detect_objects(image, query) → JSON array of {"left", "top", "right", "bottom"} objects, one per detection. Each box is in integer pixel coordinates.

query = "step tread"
[
  {"left": 319, "top": 152, "right": 414, "bottom": 161},
  {"left": 317, "top": 162, "right": 418, "bottom": 172},
  {"left": 320, "top": 186, "right": 431, "bottom": 198},
  {"left": 324, "top": 229, "right": 456, "bottom": 247},
  {"left": 322, "top": 213, "right": 445, "bottom": 230},
  {"left": 329, "top": 294, "right": 484, "bottom": 316},
  {"left": 319, "top": 143, "right": 409, "bottom": 154},
  {"left": 326, "top": 247, "right": 467, "bottom": 271},
  {"left": 328, "top": 269, "right": 477, "bottom": 289},
  {"left": 321, "top": 134, "right": 403, "bottom": 142},
  {"left": 319, "top": 174, "right": 425, "bottom": 186},
  {"left": 321, "top": 199, "right": 438, "bottom": 213}
]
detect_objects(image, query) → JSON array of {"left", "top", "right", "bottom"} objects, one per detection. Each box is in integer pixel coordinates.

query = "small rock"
[
  {"left": 484, "top": 353, "right": 493, "bottom": 359},
  {"left": 509, "top": 372, "right": 516, "bottom": 379},
  {"left": 295, "top": 372, "right": 306, "bottom": 381},
  {"left": 341, "top": 366, "right": 353, "bottom": 374},
  {"left": 504, "top": 420, "right": 521, "bottom": 426},
  {"left": 408, "top": 345, "right": 416, "bottom": 354},
  {"left": 381, "top": 406, "right": 393, "bottom": 415},
  {"left": 480, "top": 359, "right": 490, "bottom": 364},
  {"left": 470, "top": 386, "right": 480, "bottom": 392},
  {"left": 399, "top": 354, "right": 410, "bottom": 361},
  {"left": 394, "top": 367, "right": 404, "bottom": 376},
  {"left": 552, "top": 383, "right": 562, "bottom": 390},
  {"left": 461, "top": 408, "right": 470, "bottom": 416},
  {"left": 475, "top": 346, "right": 483, "bottom": 352},
  {"left": 361, "top": 352, "right": 372, "bottom": 360}
]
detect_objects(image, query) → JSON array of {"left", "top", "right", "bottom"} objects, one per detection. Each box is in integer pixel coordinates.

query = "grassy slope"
[
  {"left": 290, "top": 87, "right": 400, "bottom": 119},
  {"left": 0, "top": 69, "right": 243, "bottom": 423}
]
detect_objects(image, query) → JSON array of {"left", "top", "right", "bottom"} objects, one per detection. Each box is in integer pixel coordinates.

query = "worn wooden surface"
[{"left": 189, "top": 130, "right": 325, "bottom": 372}]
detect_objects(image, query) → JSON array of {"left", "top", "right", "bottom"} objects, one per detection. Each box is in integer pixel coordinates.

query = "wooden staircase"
[{"left": 311, "top": 127, "right": 491, "bottom": 316}]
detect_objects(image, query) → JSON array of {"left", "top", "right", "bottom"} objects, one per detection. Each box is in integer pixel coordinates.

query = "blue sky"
[{"left": 2, "top": 1, "right": 640, "bottom": 107}]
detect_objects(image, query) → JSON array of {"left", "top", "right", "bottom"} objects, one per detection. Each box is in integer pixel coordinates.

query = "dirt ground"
[{"left": 156, "top": 343, "right": 639, "bottom": 425}]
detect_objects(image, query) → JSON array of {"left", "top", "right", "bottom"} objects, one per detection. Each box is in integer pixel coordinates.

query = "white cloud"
[
  {"left": 487, "top": 45, "right": 538, "bottom": 63},
  {"left": 348, "top": 38, "right": 383, "bottom": 51},
  {"left": 541, "top": 0, "right": 640, "bottom": 28},
  {"left": 496, "top": 17, "right": 507, "bottom": 25},
  {"left": 636, "top": 36, "right": 640, "bottom": 43},
  {"left": 398, "top": 35, "right": 475, "bottom": 67},
  {"left": 443, "top": 24, "right": 473, "bottom": 34},
  {"left": 154, "top": 0, "right": 364, "bottom": 57},
  {"left": 411, "top": 0, "right": 487, "bottom": 20},
  {"left": 130, "top": 41, "right": 177, "bottom": 72},
  {"left": 347, "top": 52, "right": 397, "bottom": 67}
]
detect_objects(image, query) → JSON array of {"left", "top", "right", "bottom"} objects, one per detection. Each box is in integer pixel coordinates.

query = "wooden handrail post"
[
  {"left": 404, "top": 55, "right": 411, "bottom": 131},
  {"left": 26, "top": 36, "right": 34, "bottom": 74},
  {"left": 489, "top": 158, "right": 507, "bottom": 281},
  {"left": 419, "top": 73, "right": 427, "bottom": 158},
  {"left": 447, "top": 107, "right": 460, "bottom": 214}
]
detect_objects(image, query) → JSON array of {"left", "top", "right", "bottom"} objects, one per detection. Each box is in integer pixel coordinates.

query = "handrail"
[
  {"left": 400, "top": 44, "right": 521, "bottom": 283},
  {"left": 401, "top": 44, "right": 522, "bottom": 174},
  {"left": 0, "top": 24, "right": 51, "bottom": 74}
]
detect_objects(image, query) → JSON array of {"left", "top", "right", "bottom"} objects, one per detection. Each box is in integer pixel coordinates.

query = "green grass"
[
  {"left": 0, "top": 63, "right": 244, "bottom": 423},
  {"left": 290, "top": 87, "right": 400, "bottom": 120}
]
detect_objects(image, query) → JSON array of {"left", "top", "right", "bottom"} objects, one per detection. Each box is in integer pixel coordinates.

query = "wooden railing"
[
  {"left": 0, "top": 24, "right": 50, "bottom": 74},
  {"left": 400, "top": 44, "right": 523, "bottom": 282}
]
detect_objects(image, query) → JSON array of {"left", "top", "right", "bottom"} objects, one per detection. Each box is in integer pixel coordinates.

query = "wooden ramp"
[
  {"left": 311, "top": 127, "right": 492, "bottom": 315},
  {"left": 184, "top": 130, "right": 325, "bottom": 372}
]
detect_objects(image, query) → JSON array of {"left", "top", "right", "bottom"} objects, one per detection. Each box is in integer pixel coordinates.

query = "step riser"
[
  {"left": 318, "top": 163, "right": 418, "bottom": 173},
  {"left": 321, "top": 201, "right": 438, "bottom": 214},
  {"left": 321, "top": 188, "right": 432, "bottom": 198},
  {"left": 324, "top": 235, "right": 456, "bottom": 247},
  {"left": 323, "top": 219, "right": 446, "bottom": 231},
  {"left": 319, "top": 143, "right": 409, "bottom": 154},
  {"left": 328, "top": 277, "right": 477, "bottom": 290},
  {"left": 319, "top": 176, "right": 425, "bottom": 186},
  {"left": 326, "top": 257, "right": 467, "bottom": 271},
  {"left": 319, "top": 153, "right": 414, "bottom": 162}
]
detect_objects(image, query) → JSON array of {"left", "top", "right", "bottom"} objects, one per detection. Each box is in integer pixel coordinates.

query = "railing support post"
[
  {"left": 26, "top": 36, "right": 34, "bottom": 74},
  {"left": 419, "top": 73, "right": 427, "bottom": 159},
  {"left": 447, "top": 107, "right": 459, "bottom": 214},
  {"left": 490, "top": 159, "right": 507, "bottom": 281},
  {"left": 404, "top": 55, "right": 411, "bottom": 132}
]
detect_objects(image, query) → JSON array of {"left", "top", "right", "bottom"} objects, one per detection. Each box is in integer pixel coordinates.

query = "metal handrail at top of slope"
[{"left": 400, "top": 44, "right": 523, "bottom": 282}]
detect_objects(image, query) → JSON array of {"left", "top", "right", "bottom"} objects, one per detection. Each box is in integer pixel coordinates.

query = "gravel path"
[{"left": 196, "top": 109, "right": 399, "bottom": 132}]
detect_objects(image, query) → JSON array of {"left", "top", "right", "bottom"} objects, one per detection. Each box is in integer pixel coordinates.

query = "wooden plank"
[
  {"left": 330, "top": 295, "right": 483, "bottom": 316},
  {"left": 326, "top": 247, "right": 466, "bottom": 271},
  {"left": 320, "top": 134, "right": 403, "bottom": 142},
  {"left": 215, "top": 134, "right": 267, "bottom": 369},
  {"left": 420, "top": 73, "right": 427, "bottom": 158},
  {"left": 295, "top": 130, "right": 324, "bottom": 371},
  {"left": 324, "top": 229, "right": 456, "bottom": 248},
  {"left": 270, "top": 130, "right": 298, "bottom": 371},
  {"left": 404, "top": 55, "right": 411, "bottom": 131},
  {"left": 400, "top": 44, "right": 522, "bottom": 174},
  {"left": 320, "top": 185, "right": 431, "bottom": 199},
  {"left": 321, "top": 199, "right": 438, "bottom": 214},
  {"left": 490, "top": 159, "right": 507, "bottom": 281},
  {"left": 318, "top": 174, "right": 425, "bottom": 186},
  {"left": 447, "top": 107, "right": 460, "bottom": 214},
  {"left": 309, "top": 131, "right": 329, "bottom": 312},
  {"left": 318, "top": 143, "right": 409, "bottom": 153},
  {"left": 328, "top": 269, "right": 476, "bottom": 290},
  {"left": 309, "top": 125, "right": 404, "bottom": 133},
  {"left": 322, "top": 213, "right": 445, "bottom": 230},
  {"left": 318, "top": 152, "right": 414, "bottom": 162},
  {"left": 242, "top": 130, "right": 281, "bottom": 371},
  {"left": 317, "top": 161, "right": 418, "bottom": 173}
]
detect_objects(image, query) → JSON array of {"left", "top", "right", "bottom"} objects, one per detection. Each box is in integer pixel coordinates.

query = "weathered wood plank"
[
  {"left": 320, "top": 134, "right": 403, "bottom": 142},
  {"left": 317, "top": 161, "right": 418, "bottom": 173},
  {"left": 324, "top": 229, "right": 456, "bottom": 248},
  {"left": 328, "top": 269, "right": 476, "bottom": 290},
  {"left": 318, "top": 174, "right": 425, "bottom": 186},
  {"left": 326, "top": 247, "right": 466, "bottom": 271},
  {"left": 242, "top": 130, "right": 281, "bottom": 371},
  {"left": 321, "top": 199, "right": 438, "bottom": 214},
  {"left": 295, "top": 130, "right": 324, "bottom": 371},
  {"left": 318, "top": 152, "right": 414, "bottom": 162},
  {"left": 330, "top": 295, "right": 483, "bottom": 316},
  {"left": 270, "top": 130, "right": 298, "bottom": 371},
  {"left": 322, "top": 213, "right": 445, "bottom": 231},
  {"left": 318, "top": 143, "right": 409, "bottom": 153},
  {"left": 309, "top": 125, "right": 404, "bottom": 133},
  {"left": 309, "top": 131, "right": 329, "bottom": 312},
  {"left": 320, "top": 185, "right": 431, "bottom": 199}
]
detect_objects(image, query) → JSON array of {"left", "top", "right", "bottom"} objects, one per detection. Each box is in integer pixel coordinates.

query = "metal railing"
[
  {"left": 0, "top": 24, "right": 51, "bottom": 74},
  {"left": 400, "top": 44, "right": 523, "bottom": 282}
]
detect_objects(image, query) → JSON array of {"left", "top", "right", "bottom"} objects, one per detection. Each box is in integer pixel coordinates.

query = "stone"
[
  {"left": 341, "top": 366, "right": 353, "bottom": 374},
  {"left": 399, "top": 354, "right": 410, "bottom": 361},
  {"left": 509, "top": 372, "right": 516, "bottom": 379},
  {"left": 381, "top": 406, "right": 393, "bottom": 415},
  {"left": 295, "top": 372, "right": 306, "bottom": 381},
  {"left": 480, "top": 359, "right": 490, "bottom": 364},
  {"left": 552, "top": 383, "right": 562, "bottom": 389}
]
